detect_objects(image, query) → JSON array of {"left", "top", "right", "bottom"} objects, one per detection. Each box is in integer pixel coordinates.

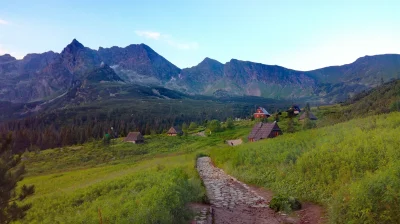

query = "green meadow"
[
  {"left": 13, "top": 107, "right": 400, "bottom": 223},
  {"left": 15, "top": 122, "right": 253, "bottom": 224}
]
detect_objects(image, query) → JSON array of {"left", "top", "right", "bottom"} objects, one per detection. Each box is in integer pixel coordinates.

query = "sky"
[{"left": 0, "top": 0, "right": 399, "bottom": 71}]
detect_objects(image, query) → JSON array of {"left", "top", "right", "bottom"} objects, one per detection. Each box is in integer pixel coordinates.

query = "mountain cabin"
[
  {"left": 124, "top": 132, "right": 144, "bottom": 144},
  {"left": 298, "top": 111, "right": 318, "bottom": 121},
  {"left": 253, "top": 107, "right": 271, "bottom": 119},
  {"left": 167, "top": 126, "right": 183, "bottom": 136},
  {"left": 248, "top": 122, "right": 282, "bottom": 142}
]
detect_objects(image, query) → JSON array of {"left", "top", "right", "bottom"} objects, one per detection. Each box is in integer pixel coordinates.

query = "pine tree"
[
  {"left": 287, "top": 117, "right": 295, "bottom": 133},
  {"left": 182, "top": 122, "right": 188, "bottom": 132},
  {"left": 0, "top": 133, "right": 35, "bottom": 223}
]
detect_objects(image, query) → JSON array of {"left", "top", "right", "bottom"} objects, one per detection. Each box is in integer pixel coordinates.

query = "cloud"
[
  {"left": 135, "top": 30, "right": 199, "bottom": 50},
  {"left": 0, "top": 19, "right": 9, "bottom": 25},
  {"left": 135, "top": 30, "right": 161, "bottom": 40}
]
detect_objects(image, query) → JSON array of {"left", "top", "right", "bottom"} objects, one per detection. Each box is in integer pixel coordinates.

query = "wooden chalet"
[
  {"left": 253, "top": 107, "right": 271, "bottom": 119},
  {"left": 298, "top": 112, "right": 317, "bottom": 121},
  {"left": 167, "top": 126, "right": 183, "bottom": 136},
  {"left": 124, "top": 132, "right": 144, "bottom": 144},
  {"left": 248, "top": 122, "right": 282, "bottom": 142}
]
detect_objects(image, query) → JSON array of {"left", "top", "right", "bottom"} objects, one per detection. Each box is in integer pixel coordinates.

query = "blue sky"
[{"left": 0, "top": 0, "right": 399, "bottom": 70}]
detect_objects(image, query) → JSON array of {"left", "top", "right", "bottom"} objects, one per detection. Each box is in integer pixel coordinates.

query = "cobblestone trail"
[{"left": 196, "top": 157, "right": 285, "bottom": 224}]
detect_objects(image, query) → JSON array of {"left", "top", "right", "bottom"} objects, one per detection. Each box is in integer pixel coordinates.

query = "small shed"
[
  {"left": 167, "top": 126, "right": 183, "bottom": 136},
  {"left": 124, "top": 132, "right": 144, "bottom": 144},
  {"left": 248, "top": 122, "right": 282, "bottom": 142},
  {"left": 298, "top": 112, "right": 317, "bottom": 121}
]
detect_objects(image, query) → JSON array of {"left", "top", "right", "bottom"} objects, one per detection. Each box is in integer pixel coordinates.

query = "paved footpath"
[{"left": 196, "top": 157, "right": 287, "bottom": 224}]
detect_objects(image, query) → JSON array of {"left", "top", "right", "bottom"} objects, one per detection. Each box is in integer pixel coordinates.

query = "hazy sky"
[{"left": 0, "top": 0, "right": 399, "bottom": 70}]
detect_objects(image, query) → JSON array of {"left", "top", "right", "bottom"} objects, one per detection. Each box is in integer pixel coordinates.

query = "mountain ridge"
[{"left": 1, "top": 39, "right": 400, "bottom": 103}]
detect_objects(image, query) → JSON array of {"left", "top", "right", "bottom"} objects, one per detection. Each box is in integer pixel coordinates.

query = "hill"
[
  {"left": 211, "top": 112, "right": 400, "bottom": 223},
  {"left": 314, "top": 79, "right": 400, "bottom": 126}
]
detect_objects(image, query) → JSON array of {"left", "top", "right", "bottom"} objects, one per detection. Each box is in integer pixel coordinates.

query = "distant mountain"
[
  {"left": 174, "top": 54, "right": 400, "bottom": 103},
  {"left": 175, "top": 58, "right": 316, "bottom": 99},
  {"left": 1, "top": 39, "right": 400, "bottom": 104}
]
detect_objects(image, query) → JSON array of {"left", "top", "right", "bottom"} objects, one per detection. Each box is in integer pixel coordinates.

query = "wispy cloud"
[
  {"left": 135, "top": 30, "right": 161, "bottom": 40},
  {"left": 135, "top": 30, "right": 199, "bottom": 50},
  {"left": 0, "top": 19, "right": 9, "bottom": 25}
]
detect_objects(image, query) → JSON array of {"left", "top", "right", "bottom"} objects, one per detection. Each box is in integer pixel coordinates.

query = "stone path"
[{"left": 196, "top": 157, "right": 286, "bottom": 224}]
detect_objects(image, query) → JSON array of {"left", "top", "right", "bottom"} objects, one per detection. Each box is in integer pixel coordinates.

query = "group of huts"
[
  {"left": 123, "top": 126, "right": 183, "bottom": 144},
  {"left": 248, "top": 106, "right": 317, "bottom": 142},
  {"left": 123, "top": 105, "right": 316, "bottom": 144}
]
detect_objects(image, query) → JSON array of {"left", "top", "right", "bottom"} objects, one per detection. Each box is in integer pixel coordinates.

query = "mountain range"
[{"left": 1, "top": 39, "right": 400, "bottom": 104}]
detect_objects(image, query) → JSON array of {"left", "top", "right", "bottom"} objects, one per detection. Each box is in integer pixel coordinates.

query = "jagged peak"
[
  {"left": 0, "top": 54, "right": 17, "bottom": 63},
  {"left": 197, "top": 57, "right": 223, "bottom": 66},
  {"left": 70, "top": 38, "right": 84, "bottom": 47}
]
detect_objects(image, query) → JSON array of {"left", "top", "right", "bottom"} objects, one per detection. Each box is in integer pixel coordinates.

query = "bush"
[
  {"left": 207, "top": 120, "right": 222, "bottom": 133},
  {"left": 189, "top": 122, "right": 198, "bottom": 130},
  {"left": 269, "top": 194, "right": 301, "bottom": 212},
  {"left": 226, "top": 118, "right": 234, "bottom": 129}
]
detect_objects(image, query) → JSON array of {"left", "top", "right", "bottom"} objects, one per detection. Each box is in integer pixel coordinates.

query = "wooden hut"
[
  {"left": 298, "top": 112, "right": 317, "bottom": 121},
  {"left": 248, "top": 122, "right": 282, "bottom": 142},
  {"left": 167, "top": 126, "right": 183, "bottom": 136},
  {"left": 253, "top": 107, "right": 271, "bottom": 119},
  {"left": 124, "top": 132, "right": 144, "bottom": 144}
]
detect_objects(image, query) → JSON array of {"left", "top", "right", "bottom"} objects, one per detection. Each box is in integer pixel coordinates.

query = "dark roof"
[
  {"left": 167, "top": 126, "right": 183, "bottom": 134},
  {"left": 124, "top": 132, "right": 144, "bottom": 141},
  {"left": 299, "top": 111, "right": 317, "bottom": 120},
  {"left": 248, "top": 122, "right": 281, "bottom": 141}
]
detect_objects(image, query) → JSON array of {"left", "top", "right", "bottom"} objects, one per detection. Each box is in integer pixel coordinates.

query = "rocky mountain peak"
[
  {"left": 0, "top": 54, "right": 17, "bottom": 64},
  {"left": 61, "top": 39, "right": 85, "bottom": 55},
  {"left": 198, "top": 57, "right": 222, "bottom": 66}
]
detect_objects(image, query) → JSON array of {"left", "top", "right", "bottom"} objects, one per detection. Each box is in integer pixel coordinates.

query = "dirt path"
[
  {"left": 196, "top": 157, "right": 325, "bottom": 224},
  {"left": 196, "top": 157, "right": 289, "bottom": 224}
]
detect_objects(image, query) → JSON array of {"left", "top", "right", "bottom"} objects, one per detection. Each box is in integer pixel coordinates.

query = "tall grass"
[
  {"left": 210, "top": 112, "right": 400, "bottom": 223},
  {"left": 16, "top": 153, "right": 206, "bottom": 224}
]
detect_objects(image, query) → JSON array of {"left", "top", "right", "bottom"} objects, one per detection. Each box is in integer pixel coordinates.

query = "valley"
[
  {"left": 7, "top": 80, "right": 400, "bottom": 223},
  {"left": 2, "top": 1, "right": 400, "bottom": 223}
]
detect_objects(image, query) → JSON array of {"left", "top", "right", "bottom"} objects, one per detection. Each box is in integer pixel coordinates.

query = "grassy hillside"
[
  {"left": 314, "top": 79, "right": 400, "bottom": 127},
  {"left": 14, "top": 121, "right": 257, "bottom": 224},
  {"left": 210, "top": 112, "right": 400, "bottom": 223}
]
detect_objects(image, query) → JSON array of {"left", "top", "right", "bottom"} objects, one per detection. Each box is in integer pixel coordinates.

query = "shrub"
[
  {"left": 269, "top": 194, "right": 301, "bottom": 212},
  {"left": 207, "top": 120, "right": 222, "bottom": 133},
  {"left": 189, "top": 122, "right": 198, "bottom": 130}
]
